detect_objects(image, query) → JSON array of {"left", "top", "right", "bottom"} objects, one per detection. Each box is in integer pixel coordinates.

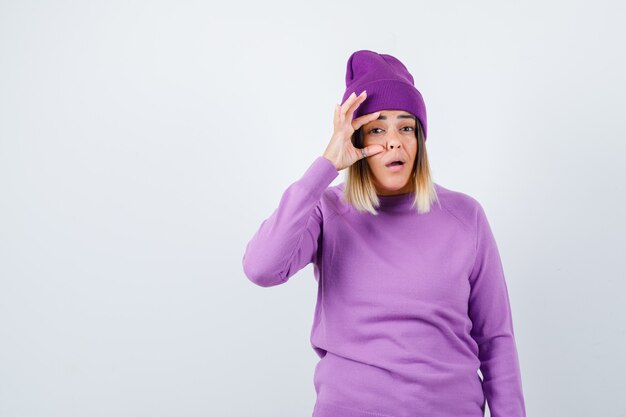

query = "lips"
[{"left": 385, "top": 159, "right": 405, "bottom": 167}]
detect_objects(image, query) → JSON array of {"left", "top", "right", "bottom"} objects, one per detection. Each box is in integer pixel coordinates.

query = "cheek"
[
  {"left": 367, "top": 158, "right": 385, "bottom": 171},
  {"left": 365, "top": 157, "right": 388, "bottom": 175},
  {"left": 406, "top": 139, "right": 418, "bottom": 155}
]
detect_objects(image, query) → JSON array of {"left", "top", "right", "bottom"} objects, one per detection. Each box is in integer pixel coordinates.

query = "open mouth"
[{"left": 385, "top": 160, "right": 405, "bottom": 168}]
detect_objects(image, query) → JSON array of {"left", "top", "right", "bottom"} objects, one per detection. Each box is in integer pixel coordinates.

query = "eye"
[{"left": 368, "top": 126, "right": 414, "bottom": 134}]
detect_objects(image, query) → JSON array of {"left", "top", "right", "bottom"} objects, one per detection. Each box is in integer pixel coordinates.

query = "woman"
[{"left": 242, "top": 50, "right": 526, "bottom": 417}]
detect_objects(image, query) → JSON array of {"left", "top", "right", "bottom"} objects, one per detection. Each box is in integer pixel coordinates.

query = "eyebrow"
[{"left": 376, "top": 114, "right": 416, "bottom": 120}]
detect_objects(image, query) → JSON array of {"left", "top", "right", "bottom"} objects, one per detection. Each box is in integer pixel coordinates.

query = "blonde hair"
[{"left": 342, "top": 117, "right": 440, "bottom": 215}]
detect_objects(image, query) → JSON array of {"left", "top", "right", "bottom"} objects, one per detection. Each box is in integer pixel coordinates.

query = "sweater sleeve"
[
  {"left": 242, "top": 156, "right": 339, "bottom": 287},
  {"left": 468, "top": 202, "right": 526, "bottom": 417}
]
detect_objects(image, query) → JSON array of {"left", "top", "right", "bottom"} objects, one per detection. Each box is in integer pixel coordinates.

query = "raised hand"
[{"left": 323, "top": 90, "right": 384, "bottom": 171}]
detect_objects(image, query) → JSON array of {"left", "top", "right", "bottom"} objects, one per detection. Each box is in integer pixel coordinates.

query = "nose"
[{"left": 386, "top": 131, "right": 402, "bottom": 150}]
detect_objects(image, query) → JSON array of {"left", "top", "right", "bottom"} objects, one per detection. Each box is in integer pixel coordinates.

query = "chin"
[{"left": 374, "top": 175, "right": 412, "bottom": 192}]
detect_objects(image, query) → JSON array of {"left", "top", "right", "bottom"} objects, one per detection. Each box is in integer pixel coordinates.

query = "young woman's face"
[{"left": 362, "top": 110, "right": 418, "bottom": 195}]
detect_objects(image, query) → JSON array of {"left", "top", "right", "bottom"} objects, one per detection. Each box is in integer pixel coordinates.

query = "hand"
[{"left": 322, "top": 90, "right": 384, "bottom": 171}]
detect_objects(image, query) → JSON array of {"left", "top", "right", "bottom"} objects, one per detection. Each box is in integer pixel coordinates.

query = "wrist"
[{"left": 322, "top": 154, "right": 340, "bottom": 171}]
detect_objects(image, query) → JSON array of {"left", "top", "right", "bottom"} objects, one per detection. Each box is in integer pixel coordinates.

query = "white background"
[{"left": 1, "top": 1, "right": 625, "bottom": 416}]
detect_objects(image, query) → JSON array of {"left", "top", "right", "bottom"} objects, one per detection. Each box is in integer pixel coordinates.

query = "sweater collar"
[{"left": 338, "top": 183, "right": 418, "bottom": 212}]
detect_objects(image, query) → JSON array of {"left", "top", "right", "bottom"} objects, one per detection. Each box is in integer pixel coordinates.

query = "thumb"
[{"left": 363, "top": 145, "right": 384, "bottom": 158}]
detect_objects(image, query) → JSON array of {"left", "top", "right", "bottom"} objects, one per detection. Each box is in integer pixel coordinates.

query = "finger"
[
  {"left": 341, "top": 90, "right": 366, "bottom": 117},
  {"left": 344, "top": 91, "right": 367, "bottom": 120},
  {"left": 340, "top": 91, "right": 358, "bottom": 114},
  {"left": 363, "top": 145, "right": 385, "bottom": 158},
  {"left": 352, "top": 111, "right": 381, "bottom": 131}
]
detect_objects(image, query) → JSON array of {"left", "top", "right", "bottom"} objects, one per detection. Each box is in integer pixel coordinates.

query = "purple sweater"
[{"left": 242, "top": 156, "right": 526, "bottom": 417}]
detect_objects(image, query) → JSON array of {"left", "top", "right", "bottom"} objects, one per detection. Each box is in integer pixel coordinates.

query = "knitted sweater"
[{"left": 242, "top": 156, "right": 526, "bottom": 417}]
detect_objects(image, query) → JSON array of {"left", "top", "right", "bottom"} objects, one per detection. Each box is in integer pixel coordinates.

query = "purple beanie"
[{"left": 341, "top": 50, "right": 428, "bottom": 140}]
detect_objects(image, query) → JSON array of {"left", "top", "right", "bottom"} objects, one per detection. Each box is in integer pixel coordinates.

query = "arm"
[
  {"left": 468, "top": 202, "right": 526, "bottom": 417},
  {"left": 242, "top": 156, "right": 339, "bottom": 287}
]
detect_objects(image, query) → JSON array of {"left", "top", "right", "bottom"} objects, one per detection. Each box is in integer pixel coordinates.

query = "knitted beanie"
[{"left": 341, "top": 50, "right": 428, "bottom": 140}]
